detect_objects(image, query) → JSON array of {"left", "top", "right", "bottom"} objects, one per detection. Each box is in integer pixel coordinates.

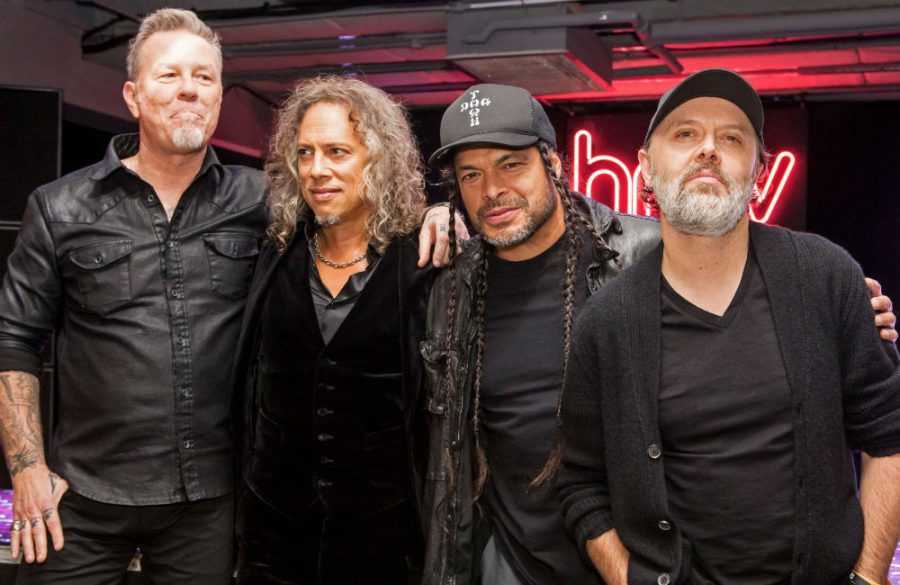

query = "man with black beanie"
[{"left": 559, "top": 68, "right": 900, "bottom": 585}]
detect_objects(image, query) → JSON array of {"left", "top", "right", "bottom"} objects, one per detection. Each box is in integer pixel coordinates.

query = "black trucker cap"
[
  {"left": 645, "top": 68, "right": 764, "bottom": 145},
  {"left": 428, "top": 83, "right": 556, "bottom": 167}
]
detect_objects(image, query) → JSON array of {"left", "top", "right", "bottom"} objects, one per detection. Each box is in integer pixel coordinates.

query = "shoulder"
[
  {"left": 753, "top": 222, "right": 861, "bottom": 274},
  {"left": 206, "top": 165, "right": 267, "bottom": 213}
]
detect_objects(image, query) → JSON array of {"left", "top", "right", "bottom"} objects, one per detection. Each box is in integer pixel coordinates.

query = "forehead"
[
  {"left": 298, "top": 101, "right": 361, "bottom": 142},
  {"left": 140, "top": 30, "right": 220, "bottom": 71},
  {"left": 655, "top": 96, "right": 754, "bottom": 135},
  {"left": 453, "top": 144, "right": 533, "bottom": 167}
]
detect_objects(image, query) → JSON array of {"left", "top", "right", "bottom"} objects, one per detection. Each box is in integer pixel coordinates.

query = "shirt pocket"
[
  {"left": 203, "top": 232, "right": 260, "bottom": 300},
  {"left": 66, "top": 239, "right": 133, "bottom": 315}
]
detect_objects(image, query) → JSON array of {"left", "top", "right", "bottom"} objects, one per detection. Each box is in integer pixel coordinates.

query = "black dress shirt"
[{"left": 0, "top": 134, "right": 267, "bottom": 505}]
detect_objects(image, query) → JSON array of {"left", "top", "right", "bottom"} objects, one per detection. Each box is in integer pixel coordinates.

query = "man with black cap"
[
  {"left": 418, "top": 83, "right": 661, "bottom": 585},
  {"left": 559, "top": 68, "right": 900, "bottom": 585}
]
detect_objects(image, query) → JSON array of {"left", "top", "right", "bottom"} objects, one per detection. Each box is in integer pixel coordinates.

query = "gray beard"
[
  {"left": 172, "top": 126, "right": 205, "bottom": 151},
  {"left": 314, "top": 214, "right": 341, "bottom": 227},
  {"left": 478, "top": 187, "right": 557, "bottom": 249},
  {"left": 652, "top": 163, "right": 755, "bottom": 237}
]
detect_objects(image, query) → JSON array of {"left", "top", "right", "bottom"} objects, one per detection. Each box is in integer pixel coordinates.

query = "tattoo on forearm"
[
  {"left": 8, "top": 450, "right": 39, "bottom": 476},
  {"left": 0, "top": 373, "right": 44, "bottom": 476}
]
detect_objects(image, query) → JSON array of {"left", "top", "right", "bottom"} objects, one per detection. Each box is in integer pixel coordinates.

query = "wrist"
[{"left": 850, "top": 570, "right": 883, "bottom": 585}]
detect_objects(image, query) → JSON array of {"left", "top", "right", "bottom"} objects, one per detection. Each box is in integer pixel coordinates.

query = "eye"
[
  {"left": 331, "top": 147, "right": 348, "bottom": 156},
  {"left": 297, "top": 147, "right": 312, "bottom": 157},
  {"left": 459, "top": 171, "right": 480, "bottom": 182},
  {"left": 723, "top": 134, "right": 742, "bottom": 144},
  {"left": 502, "top": 161, "right": 522, "bottom": 170},
  {"left": 676, "top": 129, "right": 694, "bottom": 139}
]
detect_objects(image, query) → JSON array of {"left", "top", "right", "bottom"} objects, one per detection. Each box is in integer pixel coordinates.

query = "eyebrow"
[{"left": 669, "top": 118, "right": 751, "bottom": 133}]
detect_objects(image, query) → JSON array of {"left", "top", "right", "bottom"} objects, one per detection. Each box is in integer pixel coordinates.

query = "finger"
[
  {"left": 21, "top": 521, "right": 35, "bottom": 564},
  {"left": 44, "top": 506, "right": 65, "bottom": 552},
  {"left": 418, "top": 222, "right": 435, "bottom": 268},
  {"left": 31, "top": 515, "right": 48, "bottom": 563},
  {"left": 880, "top": 327, "right": 899, "bottom": 342},
  {"left": 870, "top": 295, "right": 893, "bottom": 313},
  {"left": 865, "top": 277, "right": 882, "bottom": 297},
  {"left": 454, "top": 214, "right": 470, "bottom": 242},
  {"left": 10, "top": 522, "right": 21, "bottom": 559},
  {"left": 875, "top": 310, "right": 897, "bottom": 328},
  {"left": 431, "top": 229, "right": 449, "bottom": 268}
]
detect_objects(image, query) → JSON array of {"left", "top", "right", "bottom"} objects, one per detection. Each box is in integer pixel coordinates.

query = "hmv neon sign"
[{"left": 571, "top": 129, "right": 797, "bottom": 224}]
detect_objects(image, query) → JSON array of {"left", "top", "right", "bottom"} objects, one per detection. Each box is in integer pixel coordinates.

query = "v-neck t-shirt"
[{"left": 658, "top": 249, "right": 795, "bottom": 585}]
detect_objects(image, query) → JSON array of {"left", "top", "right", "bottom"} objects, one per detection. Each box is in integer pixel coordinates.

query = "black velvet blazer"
[{"left": 232, "top": 225, "right": 436, "bottom": 520}]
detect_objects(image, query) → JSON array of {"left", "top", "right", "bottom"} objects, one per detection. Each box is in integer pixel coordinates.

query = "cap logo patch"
[{"left": 459, "top": 90, "right": 492, "bottom": 127}]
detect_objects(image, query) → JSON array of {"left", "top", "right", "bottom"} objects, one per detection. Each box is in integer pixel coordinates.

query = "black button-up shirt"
[{"left": 0, "top": 135, "right": 266, "bottom": 505}]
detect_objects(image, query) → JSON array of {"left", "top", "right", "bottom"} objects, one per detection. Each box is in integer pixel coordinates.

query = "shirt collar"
[{"left": 90, "top": 133, "right": 223, "bottom": 182}]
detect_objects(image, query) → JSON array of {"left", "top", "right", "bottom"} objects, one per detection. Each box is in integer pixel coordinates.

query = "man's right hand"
[{"left": 11, "top": 465, "right": 68, "bottom": 563}]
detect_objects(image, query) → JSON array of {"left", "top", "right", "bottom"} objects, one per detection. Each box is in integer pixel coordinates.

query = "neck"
[
  {"left": 494, "top": 196, "right": 566, "bottom": 262},
  {"left": 660, "top": 215, "right": 750, "bottom": 315},
  {"left": 122, "top": 132, "right": 207, "bottom": 205},
  {"left": 316, "top": 217, "right": 370, "bottom": 258}
]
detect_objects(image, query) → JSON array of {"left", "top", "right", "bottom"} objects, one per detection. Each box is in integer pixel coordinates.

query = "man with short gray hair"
[{"left": 0, "top": 8, "right": 260, "bottom": 584}]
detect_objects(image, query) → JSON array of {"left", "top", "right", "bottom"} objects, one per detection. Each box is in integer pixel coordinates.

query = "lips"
[
  {"left": 308, "top": 188, "right": 340, "bottom": 202},
  {"left": 482, "top": 206, "right": 520, "bottom": 225}
]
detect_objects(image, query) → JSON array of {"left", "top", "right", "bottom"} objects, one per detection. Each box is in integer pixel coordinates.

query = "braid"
[
  {"left": 438, "top": 169, "right": 460, "bottom": 532},
  {"left": 531, "top": 141, "right": 621, "bottom": 487},
  {"left": 470, "top": 240, "right": 490, "bottom": 504}
]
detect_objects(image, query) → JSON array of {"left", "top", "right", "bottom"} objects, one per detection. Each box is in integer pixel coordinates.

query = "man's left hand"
[
  {"left": 418, "top": 204, "right": 470, "bottom": 268},
  {"left": 866, "top": 278, "right": 897, "bottom": 343}
]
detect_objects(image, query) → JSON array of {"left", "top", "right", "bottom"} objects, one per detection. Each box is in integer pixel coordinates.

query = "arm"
[
  {"left": 586, "top": 529, "right": 630, "bottom": 585},
  {"left": 0, "top": 192, "right": 68, "bottom": 563},
  {"left": 853, "top": 453, "right": 900, "bottom": 584},
  {"left": 866, "top": 278, "right": 897, "bottom": 344},
  {"left": 417, "top": 203, "right": 470, "bottom": 268},
  {"left": 0, "top": 371, "right": 67, "bottom": 563},
  {"left": 559, "top": 305, "right": 627, "bottom": 578}
]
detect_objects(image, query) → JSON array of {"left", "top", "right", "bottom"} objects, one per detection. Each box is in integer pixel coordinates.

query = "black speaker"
[
  {"left": 0, "top": 86, "right": 62, "bottom": 489},
  {"left": 0, "top": 86, "right": 62, "bottom": 222}
]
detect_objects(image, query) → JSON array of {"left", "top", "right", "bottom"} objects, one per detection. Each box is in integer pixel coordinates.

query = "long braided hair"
[{"left": 441, "top": 141, "right": 619, "bottom": 510}]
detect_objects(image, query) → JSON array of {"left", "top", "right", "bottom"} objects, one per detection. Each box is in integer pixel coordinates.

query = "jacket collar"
[{"left": 89, "top": 133, "right": 222, "bottom": 185}]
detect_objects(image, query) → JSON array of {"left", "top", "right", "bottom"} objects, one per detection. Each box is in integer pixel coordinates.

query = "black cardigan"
[{"left": 559, "top": 222, "right": 900, "bottom": 585}]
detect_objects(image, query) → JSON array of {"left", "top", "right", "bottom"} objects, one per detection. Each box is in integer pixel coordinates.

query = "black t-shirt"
[
  {"left": 659, "top": 250, "right": 795, "bottom": 585},
  {"left": 481, "top": 232, "right": 600, "bottom": 584}
]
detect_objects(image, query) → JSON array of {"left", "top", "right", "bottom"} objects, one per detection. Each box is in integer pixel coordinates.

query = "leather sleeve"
[{"left": 0, "top": 190, "right": 61, "bottom": 375}]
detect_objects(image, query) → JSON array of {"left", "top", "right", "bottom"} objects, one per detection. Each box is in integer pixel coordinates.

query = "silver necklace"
[{"left": 313, "top": 232, "right": 367, "bottom": 269}]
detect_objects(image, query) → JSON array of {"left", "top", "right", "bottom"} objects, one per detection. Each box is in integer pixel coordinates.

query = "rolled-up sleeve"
[{"left": 0, "top": 190, "right": 61, "bottom": 376}]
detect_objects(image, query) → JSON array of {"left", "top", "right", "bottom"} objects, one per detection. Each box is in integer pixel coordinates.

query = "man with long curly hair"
[{"left": 232, "top": 76, "right": 441, "bottom": 584}]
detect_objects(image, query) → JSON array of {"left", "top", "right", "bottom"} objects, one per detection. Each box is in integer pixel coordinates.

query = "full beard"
[
  {"left": 476, "top": 184, "right": 557, "bottom": 248},
  {"left": 652, "top": 162, "right": 755, "bottom": 237}
]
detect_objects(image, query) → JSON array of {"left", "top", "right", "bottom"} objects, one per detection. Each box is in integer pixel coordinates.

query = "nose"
[
  {"left": 308, "top": 151, "right": 331, "bottom": 180},
  {"left": 481, "top": 170, "right": 508, "bottom": 200},
  {"left": 695, "top": 132, "right": 720, "bottom": 163},
  {"left": 178, "top": 74, "right": 199, "bottom": 100}
]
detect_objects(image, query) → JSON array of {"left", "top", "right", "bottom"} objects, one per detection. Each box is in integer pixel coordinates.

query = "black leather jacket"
[
  {"left": 0, "top": 135, "right": 266, "bottom": 505},
  {"left": 419, "top": 197, "right": 660, "bottom": 584}
]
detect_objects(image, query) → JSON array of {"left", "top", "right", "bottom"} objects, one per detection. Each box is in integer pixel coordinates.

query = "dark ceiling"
[{"left": 55, "top": 0, "right": 900, "bottom": 108}]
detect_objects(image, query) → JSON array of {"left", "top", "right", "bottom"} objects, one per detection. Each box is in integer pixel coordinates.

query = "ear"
[
  {"left": 549, "top": 150, "right": 562, "bottom": 177},
  {"left": 123, "top": 81, "right": 140, "bottom": 120},
  {"left": 637, "top": 148, "right": 652, "bottom": 184}
]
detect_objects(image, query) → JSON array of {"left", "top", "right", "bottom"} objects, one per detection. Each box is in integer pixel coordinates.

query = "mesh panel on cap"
[{"left": 531, "top": 99, "right": 557, "bottom": 150}]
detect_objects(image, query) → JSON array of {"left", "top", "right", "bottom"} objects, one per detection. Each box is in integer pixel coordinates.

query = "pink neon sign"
[{"left": 571, "top": 129, "right": 797, "bottom": 224}]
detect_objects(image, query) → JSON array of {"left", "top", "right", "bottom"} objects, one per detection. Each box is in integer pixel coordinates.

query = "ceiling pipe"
[{"left": 225, "top": 32, "right": 447, "bottom": 58}]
